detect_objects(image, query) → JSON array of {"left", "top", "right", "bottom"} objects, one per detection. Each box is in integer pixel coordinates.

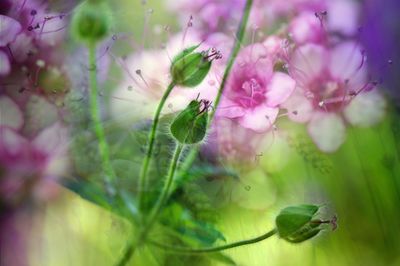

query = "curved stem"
[
  {"left": 137, "top": 82, "right": 175, "bottom": 210},
  {"left": 175, "top": 0, "right": 253, "bottom": 182},
  {"left": 88, "top": 43, "right": 116, "bottom": 183},
  {"left": 150, "top": 228, "right": 277, "bottom": 254},
  {"left": 117, "top": 143, "right": 184, "bottom": 266}
]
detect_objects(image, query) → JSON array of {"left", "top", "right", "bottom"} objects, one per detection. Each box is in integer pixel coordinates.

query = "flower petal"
[
  {"left": 33, "top": 122, "right": 69, "bottom": 177},
  {"left": 344, "top": 90, "right": 386, "bottom": 127},
  {"left": 216, "top": 97, "right": 245, "bottom": 118},
  {"left": 327, "top": 0, "right": 360, "bottom": 35},
  {"left": 0, "top": 50, "right": 11, "bottom": 76},
  {"left": 281, "top": 89, "right": 313, "bottom": 123},
  {"left": 238, "top": 104, "right": 279, "bottom": 132},
  {"left": 266, "top": 72, "right": 296, "bottom": 107},
  {"left": 9, "top": 33, "right": 33, "bottom": 63},
  {"left": 0, "top": 15, "right": 21, "bottom": 46},
  {"left": 0, "top": 96, "right": 24, "bottom": 130},
  {"left": 329, "top": 41, "right": 363, "bottom": 80},
  {"left": 289, "top": 12, "right": 323, "bottom": 45},
  {"left": 290, "top": 44, "right": 327, "bottom": 81},
  {"left": 308, "top": 112, "right": 346, "bottom": 152}
]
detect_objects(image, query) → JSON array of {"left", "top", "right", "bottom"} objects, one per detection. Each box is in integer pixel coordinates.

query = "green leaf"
[
  {"left": 209, "top": 253, "right": 237, "bottom": 265},
  {"left": 160, "top": 203, "right": 226, "bottom": 246}
]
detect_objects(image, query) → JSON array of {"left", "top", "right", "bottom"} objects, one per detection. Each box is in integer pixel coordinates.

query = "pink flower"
[
  {"left": 215, "top": 43, "right": 296, "bottom": 132},
  {"left": 283, "top": 42, "right": 386, "bottom": 152}
]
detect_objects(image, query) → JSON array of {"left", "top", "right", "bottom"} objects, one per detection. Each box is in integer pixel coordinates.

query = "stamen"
[
  {"left": 182, "top": 15, "right": 193, "bottom": 47},
  {"left": 135, "top": 69, "right": 151, "bottom": 90}
]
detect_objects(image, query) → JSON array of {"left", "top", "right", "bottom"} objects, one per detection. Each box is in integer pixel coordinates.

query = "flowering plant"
[{"left": 1, "top": 0, "right": 398, "bottom": 265}]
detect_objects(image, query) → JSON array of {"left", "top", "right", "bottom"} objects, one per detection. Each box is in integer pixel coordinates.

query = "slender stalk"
[
  {"left": 88, "top": 43, "right": 116, "bottom": 183},
  {"left": 137, "top": 82, "right": 176, "bottom": 210},
  {"left": 150, "top": 228, "right": 277, "bottom": 253},
  {"left": 117, "top": 143, "right": 184, "bottom": 266},
  {"left": 209, "top": 0, "right": 253, "bottom": 121},
  {"left": 175, "top": 0, "right": 253, "bottom": 182},
  {"left": 141, "top": 143, "right": 183, "bottom": 238}
]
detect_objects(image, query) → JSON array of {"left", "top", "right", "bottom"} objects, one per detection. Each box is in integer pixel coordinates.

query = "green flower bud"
[
  {"left": 170, "top": 99, "right": 211, "bottom": 144},
  {"left": 70, "top": 0, "right": 113, "bottom": 45},
  {"left": 171, "top": 45, "right": 221, "bottom": 87},
  {"left": 275, "top": 204, "right": 337, "bottom": 243}
]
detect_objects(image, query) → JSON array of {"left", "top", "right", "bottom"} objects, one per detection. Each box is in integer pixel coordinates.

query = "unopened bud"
[
  {"left": 70, "top": 0, "right": 113, "bottom": 45},
  {"left": 170, "top": 99, "right": 210, "bottom": 144},
  {"left": 171, "top": 45, "right": 219, "bottom": 87},
  {"left": 275, "top": 204, "right": 336, "bottom": 243}
]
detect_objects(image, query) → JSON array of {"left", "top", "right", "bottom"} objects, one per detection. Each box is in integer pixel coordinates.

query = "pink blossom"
[
  {"left": 215, "top": 43, "right": 296, "bottom": 132},
  {"left": 283, "top": 42, "right": 386, "bottom": 152}
]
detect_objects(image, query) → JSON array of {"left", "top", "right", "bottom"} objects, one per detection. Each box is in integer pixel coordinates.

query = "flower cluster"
[
  {"left": 157, "top": 0, "right": 387, "bottom": 156},
  {"left": 0, "top": 0, "right": 69, "bottom": 209}
]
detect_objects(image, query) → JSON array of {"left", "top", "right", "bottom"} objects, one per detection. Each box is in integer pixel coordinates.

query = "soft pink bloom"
[
  {"left": 283, "top": 42, "right": 386, "bottom": 152},
  {"left": 214, "top": 43, "right": 296, "bottom": 132}
]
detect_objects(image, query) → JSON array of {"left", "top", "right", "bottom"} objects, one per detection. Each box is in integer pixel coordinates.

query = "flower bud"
[
  {"left": 275, "top": 204, "right": 336, "bottom": 243},
  {"left": 70, "top": 0, "right": 113, "bottom": 45},
  {"left": 170, "top": 99, "right": 210, "bottom": 144},
  {"left": 171, "top": 45, "right": 220, "bottom": 87}
]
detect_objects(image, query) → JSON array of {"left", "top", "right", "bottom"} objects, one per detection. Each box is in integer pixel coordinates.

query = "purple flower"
[{"left": 0, "top": 0, "right": 66, "bottom": 77}]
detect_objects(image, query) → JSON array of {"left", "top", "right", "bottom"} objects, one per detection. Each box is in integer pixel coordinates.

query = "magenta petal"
[
  {"left": 265, "top": 72, "right": 296, "bottom": 107},
  {"left": 0, "top": 15, "right": 22, "bottom": 46},
  {"left": 238, "top": 105, "right": 279, "bottom": 133}
]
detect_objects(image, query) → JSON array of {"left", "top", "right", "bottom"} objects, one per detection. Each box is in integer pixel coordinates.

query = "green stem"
[
  {"left": 88, "top": 43, "right": 115, "bottom": 183},
  {"left": 150, "top": 228, "right": 277, "bottom": 253},
  {"left": 142, "top": 143, "right": 183, "bottom": 237},
  {"left": 117, "top": 143, "right": 184, "bottom": 266},
  {"left": 137, "top": 82, "right": 176, "bottom": 210},
  {"left": 175, "top": 0, "right": 253, "bottom": 182},
  {"left": 209, "top": 0, "right": 252, "bottom": 121}
]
